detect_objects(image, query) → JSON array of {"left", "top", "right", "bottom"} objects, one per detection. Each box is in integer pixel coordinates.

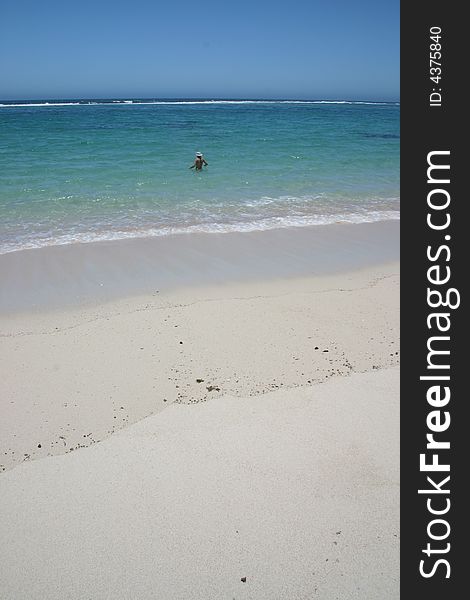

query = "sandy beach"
[{"left": 0, "top": 221, "right": 399, "bottom": 599}]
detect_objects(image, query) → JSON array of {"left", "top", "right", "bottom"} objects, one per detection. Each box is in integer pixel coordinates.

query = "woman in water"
[{"left": 189, "top": 152, "right": 208, "bottom": 171}]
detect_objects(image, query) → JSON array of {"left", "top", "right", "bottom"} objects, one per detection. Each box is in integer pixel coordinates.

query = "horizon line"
[{"left": 0, "top": 96, "right": 400, "bottom": 104}]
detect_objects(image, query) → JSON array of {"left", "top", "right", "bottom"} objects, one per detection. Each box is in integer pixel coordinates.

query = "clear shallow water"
[{"left": 0, "top": 99, "right": 399, "bottom": 254}]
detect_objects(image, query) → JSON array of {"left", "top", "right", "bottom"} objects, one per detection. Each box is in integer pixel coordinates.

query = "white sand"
[
  {"left": 0, "top": 223, "right": 400, "bottom": 598},
  {"left": 0, "top": 368, "right": 399, "bottom": 600},
  {"left": 0, "top": 265, "right": 399, "bottom": 472}
]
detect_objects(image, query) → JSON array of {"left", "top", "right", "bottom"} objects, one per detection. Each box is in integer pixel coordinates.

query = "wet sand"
[{"left": 0, "top": 220, "right": 398, "bottom": 313}]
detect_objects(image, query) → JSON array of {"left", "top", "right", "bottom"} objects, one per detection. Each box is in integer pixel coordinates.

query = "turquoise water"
[{"left": 0, "top": 99, "right": 399, "bottom": 254}]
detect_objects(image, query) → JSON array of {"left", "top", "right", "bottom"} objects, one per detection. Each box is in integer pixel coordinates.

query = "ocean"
[{"left": 0, "top": 99, "right": 399, "bottom": 255}]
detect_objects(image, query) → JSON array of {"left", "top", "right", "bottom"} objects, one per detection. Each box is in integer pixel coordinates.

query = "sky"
[{"left": 0, "top": 0, "right": 399, "bottom": 101}]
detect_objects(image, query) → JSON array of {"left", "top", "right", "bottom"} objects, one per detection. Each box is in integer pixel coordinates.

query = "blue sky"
[{"left": 0, "top": 0, "right": 399, "bottom": 101}]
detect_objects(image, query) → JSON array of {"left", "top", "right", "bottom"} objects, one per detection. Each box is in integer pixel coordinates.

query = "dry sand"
[
  {"left": 0, "top": 368, "right": 399, "bottom": 600},
  {"left": 0, "top": 222, "right": 399, "bottom": 598}
]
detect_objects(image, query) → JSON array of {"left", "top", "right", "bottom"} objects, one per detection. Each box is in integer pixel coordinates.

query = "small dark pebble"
[
  {"left": 163, "top": 398, "right": 167, "bottom": 402},
  {"left": 37, "top": 444, "right": 41, "bottom": 448},
  {"left": 196, "top": 378, "right": 204, "bottom": 383},
  {"left": 315, "top": 346, "right": 319, "bottom": 350},
  {"left": 179, "top": 341, "right": 183, "bottom": 344},
  {"left": 206, "top": 385, "right": 220, "bottom": 392},
  {"left": 241, "top": 577, "right": 246, "bottom": 583},
  {"left": 323, "top": 349, "right": 329, "bottom": 353}
]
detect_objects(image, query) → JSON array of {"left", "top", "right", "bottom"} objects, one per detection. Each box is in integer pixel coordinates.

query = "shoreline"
[
  {"left": 0, "top": 211, "right": 399, "bottom": 258},
  {"left": 0, "top": 219, "right": 399, "bottom": 314}
]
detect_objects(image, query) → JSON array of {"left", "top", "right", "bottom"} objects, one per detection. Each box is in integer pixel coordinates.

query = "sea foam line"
[{"left": 0, "top": 210, "right": 400, "bottom": 255}]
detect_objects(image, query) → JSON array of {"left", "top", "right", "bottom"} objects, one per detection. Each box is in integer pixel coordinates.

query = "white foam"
[
  {"left": 0, "top": 99, "right": 400, "bottom": 108},
  {"left": 0, "top": 211, "right": 400, "bottom": 255},
  {"left": 0, "top": 102, "right": 85, "bottom": 107}
]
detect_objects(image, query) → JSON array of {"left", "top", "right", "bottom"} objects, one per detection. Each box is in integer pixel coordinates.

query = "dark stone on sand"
[
  {"left": 323, "top": 349, "right": 329, "bottom": 352},
  {"left": 315, "top": 346, "right": 319, "bottom": 350},
  {"left": 196, "top": 378, "right": 204, "bottom": 383},
  {"left": 37, "top": 444, "right": 41, "bottom": 448},
  {"left": 241, "top": 577, "right": 246, "bottom": 583},
  {"left": 179, "top": 341, "right": 183, "bottom": 344},
  {"left": 206, "top": 385, "right": 220, "bottom": 392}
]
